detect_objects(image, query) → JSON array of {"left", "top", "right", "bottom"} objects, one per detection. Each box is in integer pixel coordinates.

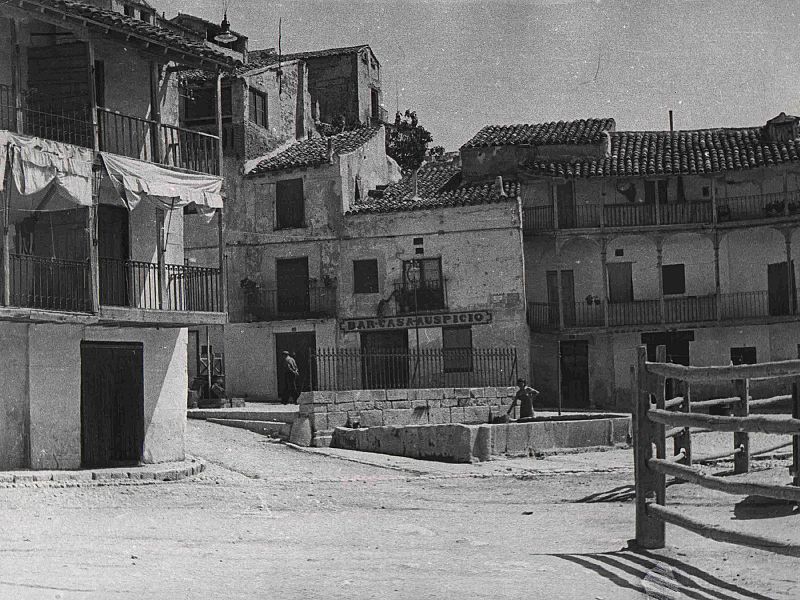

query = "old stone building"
[
  {"left": 470, "top": 115, "right": 800, "bottom": 409},
  {"left": 0, "top": 0, "right": 232, "bottom": 468},
  {"left": 214, "top": 127, "right": 527, "bottom": 400}
]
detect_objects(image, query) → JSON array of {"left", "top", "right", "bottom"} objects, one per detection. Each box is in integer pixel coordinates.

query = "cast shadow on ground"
[
  {"left": 733, "top": 495, "right": 800, "bottom": 521},
  {"left": 552, "top": 545, "right": 774, "bottom": 600}
]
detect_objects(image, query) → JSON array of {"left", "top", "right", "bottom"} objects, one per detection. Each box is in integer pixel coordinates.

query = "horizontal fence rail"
[
  {"left": 310, "top": 347, "right": 518, "bottom": 391},
  {"left": 8, "top": 253, "right": 90, "bottom": 312},
  {"left": 633, "top": 344, "right": 800, "bottom": 557}
]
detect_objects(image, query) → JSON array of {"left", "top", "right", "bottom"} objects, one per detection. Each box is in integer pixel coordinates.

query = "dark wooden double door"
[
  {"left": 275, "top": 332, "right": 316, "bottom": 398},
  {"left": 560, "top": 340, "right": 589, "bottom": 409},
  {"left": 81, "top": 342, "right": 144, "bottom": 468}
]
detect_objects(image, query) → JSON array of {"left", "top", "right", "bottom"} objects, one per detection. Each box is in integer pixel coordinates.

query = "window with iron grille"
[
  {"left": 275, "top": 178, "right": 304, "bottom": 229},
  {"left": 399, "top": 258, "right": 444, "bottom": 312},
  {"left": 443, "top": 326, "right": 473, "bottom": 373},
  {"left": 249, "top": 88, "right": 268, "bottom": 128},
  {"left": 353, "top": 259, "right": 379, "bottom": 294}
]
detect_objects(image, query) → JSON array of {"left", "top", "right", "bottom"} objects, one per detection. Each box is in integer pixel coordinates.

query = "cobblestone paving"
[{"left": 0, "top": 421, "right": 795, "bottom": 599}]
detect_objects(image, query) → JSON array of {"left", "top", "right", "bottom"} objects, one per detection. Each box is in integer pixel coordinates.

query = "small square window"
[
  {"left": 730, "top": 347, "right": 756, "bottom": 365},
  {"left": 443, "top": 326, "right": 473, "bottom": 373},
  {"left": 614, "top": 249, "right": 624, "bottom": 257},
  {"left": 415, "top": 248, "right": 424, "bottom": 255},
  {"left": 123, "top": 4, "right": 135, "bottom": 17},
  {"left": 413, "top": 237, "right": 423, "bottom": 245},
  {"left": 662, "top": 264, "right": 686, "bottom": 295},
  {"left": 353, "top": 260, "right": 379, "bottom": 294},
  {"left": 702, "top": 186, "right": 710, "bottom": 198}
]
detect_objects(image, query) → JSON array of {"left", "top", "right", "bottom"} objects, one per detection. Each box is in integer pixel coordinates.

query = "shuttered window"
[
  {"left": 249, "top": 89, "right": 268, "bottom": 128},
  {"left": 275, "top": 178, "right": 304, "bottom": 229}
]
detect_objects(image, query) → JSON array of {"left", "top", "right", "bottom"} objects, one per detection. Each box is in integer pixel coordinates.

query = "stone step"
[
  {"left": 206, "top": 418, "right": 292, "bottom": 439},
  {"left": 188, "top": 408, "right": 298, "bottom": 424}
]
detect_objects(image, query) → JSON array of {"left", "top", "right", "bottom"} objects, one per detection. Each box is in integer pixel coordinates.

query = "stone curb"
[{"left": 0, "top": 457, "right": 206, "bottom": 489}]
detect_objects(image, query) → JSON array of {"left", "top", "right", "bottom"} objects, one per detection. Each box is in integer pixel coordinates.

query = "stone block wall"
[{"left": 299, "top": 387, "right": 516, "bottom": 441}]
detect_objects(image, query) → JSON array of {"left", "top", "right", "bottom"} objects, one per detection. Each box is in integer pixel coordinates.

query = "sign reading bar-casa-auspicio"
[{"left": 341, "top": 311, "right": 493, "bottom": 332}]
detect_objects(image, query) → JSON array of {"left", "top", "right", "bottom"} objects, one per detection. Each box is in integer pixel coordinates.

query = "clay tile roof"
[
  {"left": 30, "top": 0, "right": 238, "bottom": 67},
  {"left": 347, "top": 161, "right": 519, "bottom": 215},
  {"left": 523, "top": 126, "right": 800, "bottom": 178},
  {"left": 462, "top": 118, "right": 616, "bottom": 148},
  {"left": 247, "top": 127, "right": 383, "bottom": 176}
]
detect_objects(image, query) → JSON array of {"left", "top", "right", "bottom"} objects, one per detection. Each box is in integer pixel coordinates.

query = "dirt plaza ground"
[{"left": 0, "top": 421, "right": 797, "bottom": 599}]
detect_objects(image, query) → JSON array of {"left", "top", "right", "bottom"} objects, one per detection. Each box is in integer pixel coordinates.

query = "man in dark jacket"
[{"left": 281, "top": 350, "right": 300, "bottom": 404}]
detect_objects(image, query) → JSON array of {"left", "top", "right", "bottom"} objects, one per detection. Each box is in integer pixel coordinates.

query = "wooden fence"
[{"left": 633, "top": 344, "right": 800, "bottom": 557}]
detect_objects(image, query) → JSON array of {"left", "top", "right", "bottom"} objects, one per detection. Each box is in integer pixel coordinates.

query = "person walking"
[
  {"left": 281, "top": 350, "right": 300, "bottom": 404},
  {"left": 507, "top": 378, "right": 539, "bottom": 420}
]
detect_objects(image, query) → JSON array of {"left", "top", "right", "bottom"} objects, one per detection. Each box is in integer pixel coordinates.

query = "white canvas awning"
[
  {"left": 100, "top": 152, "right": 223, "bottom": 213},
  {"left": 0, "top": 131, "right": 94, "bottom": 211}
]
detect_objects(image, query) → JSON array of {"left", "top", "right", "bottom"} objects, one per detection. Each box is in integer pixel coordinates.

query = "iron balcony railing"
[
  {"left": 0, "top": 84, "right": 220, "bottom": 176},
  {"left": 98, "top": 257, "right": 222, "bottom": 312},
  {"left": 310, "top": 347, "right": 518, "bottom": 391},
  {"left": 241, "top": 282, "right": 337, "bottom": 321},
  {"left": 528, "top": 291, "right": 794, "bottom": 332},
  {"left": 522, "top": 206, "right": 554, "bottom": 232},
  {"left": 393, "top": 279, "right": 447, "bottom": 314},
  {"left": 8, "top": 253, "right": 91, "bottom": 312},
  {"left": 717, "top": 191, "right": 800, "bottom": 223},
  {"left": 557, "top": 204, "right": 601, "bottom": 229}
]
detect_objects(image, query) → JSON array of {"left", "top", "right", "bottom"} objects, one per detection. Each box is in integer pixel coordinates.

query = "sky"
[{"left": 163, "top": 0, "right": 800, "bottom": 151}]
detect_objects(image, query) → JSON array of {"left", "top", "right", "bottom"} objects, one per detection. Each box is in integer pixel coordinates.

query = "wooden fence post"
[
  {"left": 633, "top": 345, "right": 665, "bottom": 548},
  {"left": 792, "top": 376, "right": 800, "bottom": 486},
  {"left": 734, "top": 378, "right": 750, "bottom": 474},
  {"left": 674, "top": 380, "right": 692, "bottom": 465}
]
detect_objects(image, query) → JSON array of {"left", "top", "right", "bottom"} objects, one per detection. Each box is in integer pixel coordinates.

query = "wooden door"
[
  {"left": 607, "top": 262, "right": 634, "bottom": 303},
  {"left": 768, "top": 261, "right": 795, "bottom": 316},
  {"left": 275, "top": 331, "right": 317, "bottom": 397},
  {"left": 560, "top": 340, "right": 589, "bottom": 408},
  {"left": 546, "top": 270, "right": 559, "bottom": 326},
  {"left": 561, "top": 270, "right": 576, "bottom": 327},
  {"left": 556, "top": 181, "right": 576, "bottom": 228},
  {"left": 98, "top": 205, "right": 130, "bottom": 306},
  {"left": 276, "top": 257, "right": 309, "bottom": 314},
  {"left": 81, "top": 342, "right": 144, "bottom": 468},
  {"left": 360, "top": 330, "right": 409, "bottom": 389}
]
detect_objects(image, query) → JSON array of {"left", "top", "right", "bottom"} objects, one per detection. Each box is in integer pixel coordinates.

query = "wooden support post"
[
  {"left": 673, "top": 380, "right": 693, "bottom": 466},
  {"left": 156, "top": 208, "right": 167, "bottom": 310},
  {"left": 793, "top": 345, "right": 800, "bottom": 486},
  {"left": 734, "top": 378, "right": 750, "bottom": 474},
  {"left": 86, "top": 39, "right": 100, "bottom": 152},
  {"left": 10, "top": 19, "right": 22, "bottom": 134},
  {"left": 711, "top": 177, "right": 718, "bottom": 225},
  {"left": 633, "top": 346, "right": 665, "bottom": 549},
  {"left": 217, "top": 208, "right": 227, "bottom": 314},
  {"left": 555, "top": 246, "right": 564, "bottom": 330},
  {"left": 601, "top": 237, "right": 609, "bottom": 327},
  {"left": 1, "top": 146, "right": 10, "bottom": 307},
  {"left": 215, "top": 71, "right": 224, "bottom": 176},
  {"left": 656, "top": 239, "right": 665, "bottom": 324},
  {"left": 88, "top": 163, "right": 100, "bottom": 313},
  {"left": 713, "top": 231, "right": 721, "bottom": 322},
  {"left": 785, "top": 233, "right": 794, "bottom": 315},
  {"left": 149, "top": 61, "right": 164, "bottom": 163}
]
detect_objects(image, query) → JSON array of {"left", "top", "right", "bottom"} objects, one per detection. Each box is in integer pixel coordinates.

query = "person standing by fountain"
[{"left": 507, "top": 378, "right": 540, "bottom": 420}]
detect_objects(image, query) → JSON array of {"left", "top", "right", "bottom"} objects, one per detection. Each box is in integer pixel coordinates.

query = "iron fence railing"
[
  {"left": 310, "top": 347, "right": 518, "bottom": 391},
  {"left": 166, "top": 264, "right": 222, "bottom": 312},
  {"left": 9, "top": 253, "right": 90, "bottom": 312},
  {"left": 242, "top": 283, "right": 337, "bottom": 321}
]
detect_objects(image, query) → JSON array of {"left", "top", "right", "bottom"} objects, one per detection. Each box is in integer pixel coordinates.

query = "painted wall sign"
[{"left": 340, "top": 311, "right": 493, "bottom": 332}]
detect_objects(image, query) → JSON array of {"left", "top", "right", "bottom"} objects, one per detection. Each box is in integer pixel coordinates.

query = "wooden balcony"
[
  {"left": 0, "top": 84, "right": 220, "bottom": 176},
  {"left": 527, "top": 291, "right": 793, "bottom": 332}
]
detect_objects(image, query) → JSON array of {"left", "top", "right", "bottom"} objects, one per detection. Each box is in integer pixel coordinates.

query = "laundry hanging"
[{"left": 99, "top": 151, "right": 223, "bottom": 215}]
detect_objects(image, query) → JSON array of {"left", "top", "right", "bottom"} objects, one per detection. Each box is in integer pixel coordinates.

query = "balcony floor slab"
[{"left": 97, "top": 306, "right": 226, "bottom": 328}]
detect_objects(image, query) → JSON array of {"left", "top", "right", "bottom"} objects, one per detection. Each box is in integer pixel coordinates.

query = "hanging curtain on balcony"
[
  {"left": 0, "top": 132, "right": 94, "bottom": 210},
  {"left": 99, "top": 152, "right": 223, "bottom": 213}
]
